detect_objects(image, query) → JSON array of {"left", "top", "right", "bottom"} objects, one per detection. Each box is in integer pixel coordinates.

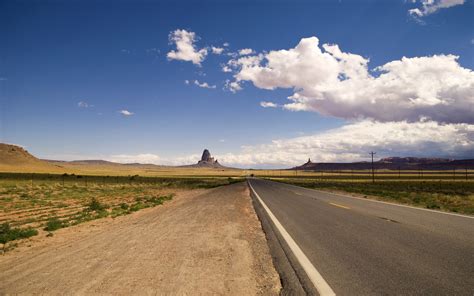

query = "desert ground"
[{"left": 0, "top": 182, "right": 281, "bottom": 295}]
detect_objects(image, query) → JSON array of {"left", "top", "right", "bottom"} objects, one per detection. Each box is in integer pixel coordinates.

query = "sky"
[{"left": 1, "top": 0, "right": 473, "bottom": 168}]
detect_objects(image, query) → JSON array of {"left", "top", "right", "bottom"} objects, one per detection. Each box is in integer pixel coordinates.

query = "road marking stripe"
[
  {"left": 248, "top": 180, "right": 336, "bottom": 296},
  {"left": 279, "top": 181, "right": 474, "bottom": 219},
  {"left": 329, "top": 202, "right": 350, "bottom": 209}
]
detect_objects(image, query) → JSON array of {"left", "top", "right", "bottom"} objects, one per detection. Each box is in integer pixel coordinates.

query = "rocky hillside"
[{"left": 0, "top": 143, "right": 63, "bottom": 172}]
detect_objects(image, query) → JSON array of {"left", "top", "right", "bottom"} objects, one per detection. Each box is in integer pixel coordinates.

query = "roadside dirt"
[{"left": 0, "top": 182, "right": 281, "bottom": 295}]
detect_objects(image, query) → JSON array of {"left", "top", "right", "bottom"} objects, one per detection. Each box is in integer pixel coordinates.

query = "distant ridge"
[
  {"left": 0, "top": 143, "right": 236, "bottom": 173},
  {"left": 294, "top": 157, "right": 474, "bottom": 171}
]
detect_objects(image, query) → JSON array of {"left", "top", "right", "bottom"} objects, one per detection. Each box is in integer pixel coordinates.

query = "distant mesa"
[{"left": 293, "top": 156, "right": 474, "bottom": 171}]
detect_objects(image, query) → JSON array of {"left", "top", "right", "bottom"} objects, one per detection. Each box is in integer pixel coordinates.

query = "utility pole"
[{"left": 370, "top": 152, "right": 376, "bottom": 183}]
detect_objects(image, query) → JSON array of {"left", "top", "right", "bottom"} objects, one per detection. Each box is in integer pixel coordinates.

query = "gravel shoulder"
[{"left": 0, "top": 182, "right": 281, "bottom": 295}]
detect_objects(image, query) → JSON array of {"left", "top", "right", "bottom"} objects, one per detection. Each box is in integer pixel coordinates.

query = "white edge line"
[
  {"left": 248, "top": 179, "right": 336, "bottom": 296},
  {"left": 277, "top": 180, "right": 474, "bottom": 219}
]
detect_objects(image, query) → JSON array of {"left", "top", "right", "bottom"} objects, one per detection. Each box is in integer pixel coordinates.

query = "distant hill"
[
  {"left": 0, "top": 143, "right": 237, "bottom": 175},
  {"left": 294, "top": 157, "right": 474, "bottom": 171},
  {"left": 0, "top": 143, "right": 65, "bottom": 173}
]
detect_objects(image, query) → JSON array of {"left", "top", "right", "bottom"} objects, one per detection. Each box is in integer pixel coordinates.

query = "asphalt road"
[{"left": 249, "top": 178, "right": 474, "bottom": 295}]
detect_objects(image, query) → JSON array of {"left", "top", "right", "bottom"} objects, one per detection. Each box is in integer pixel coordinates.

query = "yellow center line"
[{"left": 329, "top": 202, "right": 350, "bottom": 209}]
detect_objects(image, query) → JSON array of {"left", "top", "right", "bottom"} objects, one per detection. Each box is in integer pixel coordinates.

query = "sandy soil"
[{"left": 0, "top": 182, "right": 281, "bottom": 295}]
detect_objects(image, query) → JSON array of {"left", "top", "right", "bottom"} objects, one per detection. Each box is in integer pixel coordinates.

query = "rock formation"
[{"left": 197, "top": 149, "right": 221, "bottom": 167}]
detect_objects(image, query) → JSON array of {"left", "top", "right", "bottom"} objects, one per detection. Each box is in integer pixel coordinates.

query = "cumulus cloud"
[
  {"left": 260, "top": 101, "right": 278, "bottom": 108},
  {"left": 211, "top": 120, "right": 474, "bottom": 167},
  {"left": 409, "top": 0, "right": 465, "bottom": 17},
  {"left": 167, "top": 29, "right": 208, "bottom": 65},
  {"left": 119, "top": 110, "right": 134, "bottom": 116},
  {"left": 239, "top": 48, "right": 255, "bottom": 55},
  {"left": 106, "top": 153, "right": 160, "bottom": 164},
  {"left": 229, "top": 36, "right": 474, "bottom": 124},
  {"left": 211, "top": 46, "right": 224, "bottom": 54}
]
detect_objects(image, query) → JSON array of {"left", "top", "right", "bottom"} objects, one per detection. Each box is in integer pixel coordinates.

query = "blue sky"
[{"left": 1, "top": 0, "right": 473, "bottom": 168}]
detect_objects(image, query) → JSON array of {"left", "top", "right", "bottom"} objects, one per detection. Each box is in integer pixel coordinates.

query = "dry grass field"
[{"left": 0, "top": 173, "right": 243, "bottom": 251}]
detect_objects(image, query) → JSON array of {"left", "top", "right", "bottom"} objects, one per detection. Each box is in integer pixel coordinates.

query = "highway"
[{"left": 249, "top": 178, "right": 474, "bottom": 295}]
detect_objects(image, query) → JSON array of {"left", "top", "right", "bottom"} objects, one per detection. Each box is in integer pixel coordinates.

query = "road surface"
[{"left": 249, "top": 178, "right": 474, "bottom": 295}]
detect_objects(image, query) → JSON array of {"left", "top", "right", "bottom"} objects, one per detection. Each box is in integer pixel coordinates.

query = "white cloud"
[
  {"left": 77, "top": 101, "right": 92, "bottom": 108},
  {"left": 211, "top": 120, "right": 474, "bottom": 167},
  {"left": 409, "top": 0, "right": 465, "bottom": 17},
  {"left": 223, "top": 42, "right": 230, "bottom": 47},
  {"left": 120, "top": 49, "right": 131, "bottom": 54},
  {"left": 229, "top": 36, "right": 474, "bottom": 124},
  {"left": 221, "top": 65, "right": 232, "bottom": 72},
  {"left": 119, "top": 110, "right": 134, "bottom": 116},
  {"left": 106, "top": 153, "right": 160, "bottom": 164},
  {"left": 260, "top": 101, "right": 278, "bottom": 108},
  {"left": 167, "top": 29, "right": 208, "bottom": 65},
  {"left": 225, "top": 79, "right": 242, "bottom": 93},
  {"left": 239, "top": 48, "right": 255, "bottom": 55},
  {"left": 184, "top": 79, "right": 190, "bottom": 85},
  {"left": 193, "top": 80, "right": 216, "bottom": 89},
  {"left": 212, "top": 46, "right": 224, "bottom": 54}
]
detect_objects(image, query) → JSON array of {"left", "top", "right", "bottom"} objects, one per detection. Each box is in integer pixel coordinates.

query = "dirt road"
[{"left": 0, "top": 182, "right": 281, "bottom": 295}]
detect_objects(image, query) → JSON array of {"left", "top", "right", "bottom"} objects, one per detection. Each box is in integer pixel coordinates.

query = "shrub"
[
  {"left": 44, "top": 217, "right": 65, "bottom": 231},
  {"left": 0, "top": 223, "right": 38, "bottom": 244},
  {"left": 87, "top": 197, "right": 106, "bottom": 212}
]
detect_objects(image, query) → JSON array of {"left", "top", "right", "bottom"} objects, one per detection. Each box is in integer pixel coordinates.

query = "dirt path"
[{"left": 0, "top": 182, "right": 281, "bottom": 295}]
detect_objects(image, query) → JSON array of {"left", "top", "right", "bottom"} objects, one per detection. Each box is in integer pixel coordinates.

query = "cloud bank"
[
  {"left": 213, "top": 120, "right": 474, "bottom": 167},
  {"left": 164, "top": 30, "right": 473, "bottom": 166},
  {"left": 228, "top": 36, "right": 474, "bottom": 124}
]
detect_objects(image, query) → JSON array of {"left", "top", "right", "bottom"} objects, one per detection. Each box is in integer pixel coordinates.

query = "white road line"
[
  {"left": 248, "top": 180, "right": 336, "bottom": 296},
  {"left": 278, "top": 181, "right": 474, "bottom": 219}
]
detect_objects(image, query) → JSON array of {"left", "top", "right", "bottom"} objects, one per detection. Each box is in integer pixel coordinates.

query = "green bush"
[
  {"left": 87, "top": 197, "right": 106, "bottom": 212},
  {"left": 0, "top": 223, "right": 38, "bottom": 244},
  {"left": 44, "top": 217, "right": 65, "bottom": 231}
]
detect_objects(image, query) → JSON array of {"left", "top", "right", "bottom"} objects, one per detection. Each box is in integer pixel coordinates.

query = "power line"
[{"left": 370, "top": 151, "right": 376, "bottom": 183}]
